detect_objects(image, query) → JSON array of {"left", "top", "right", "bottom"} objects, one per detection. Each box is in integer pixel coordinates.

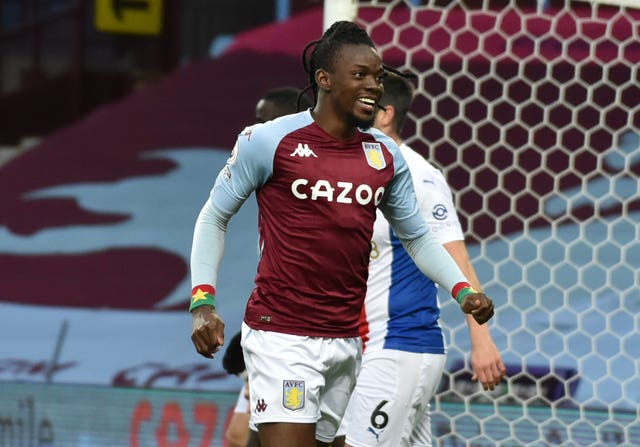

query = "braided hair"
[{"left": 298, "top": 21, "right": 416, "bottom": 111}]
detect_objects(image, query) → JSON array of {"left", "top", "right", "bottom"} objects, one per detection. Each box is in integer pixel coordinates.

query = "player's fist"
[
  {"left": 459, "top": 292, "right": 494, "bottom": 325},
  {"left": 191, "top": 305, "right": 225, "bottom": 359}
]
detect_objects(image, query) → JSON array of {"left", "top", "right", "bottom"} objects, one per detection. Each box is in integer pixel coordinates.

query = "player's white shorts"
[
  {"left": 342, "top": 349, "right": 446, "bottom": 447},
  {"left": 241, "top": 322, "right": 361, "bottom": 443}
]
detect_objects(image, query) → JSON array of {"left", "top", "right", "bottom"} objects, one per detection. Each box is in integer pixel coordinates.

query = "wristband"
[
  {"left": 190, "top": 285, "right": 216, "bottom": 311},
  {"left": 452, "top": 282, "right": 478, "bottom": 305}
]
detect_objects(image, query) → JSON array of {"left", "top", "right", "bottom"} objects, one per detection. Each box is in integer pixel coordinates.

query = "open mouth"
[{"left": 357, "top": 97, "right": 377, "bottom": 113}]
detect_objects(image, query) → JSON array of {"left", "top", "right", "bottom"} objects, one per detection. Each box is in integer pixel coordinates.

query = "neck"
[{"left": 311, "top": 106, "right": 357, "bottom": 141}]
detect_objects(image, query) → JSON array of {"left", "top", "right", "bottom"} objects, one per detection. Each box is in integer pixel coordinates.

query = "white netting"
[{"left": 356, "top": 0, "right": 640, "bottom": 445}]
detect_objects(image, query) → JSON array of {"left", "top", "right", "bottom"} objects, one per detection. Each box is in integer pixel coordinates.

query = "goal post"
[
  {"left": 332, "top": 0, "right": 640, "bottom": 445},
  {"left": 323, "top": 0, "right": 358, "bottom": 30},
  {"left": 574, "top": 0, "right": 640, "bottom": 8}
]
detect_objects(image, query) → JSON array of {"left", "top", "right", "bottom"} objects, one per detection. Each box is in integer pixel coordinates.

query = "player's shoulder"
[
  {"left": 239, "top": 111, "right": 313, "bottom": 145},
  {"left": 399, "top": 144, "right": 426, "bottom": 164},
  {"left": 400, "top": 143, "right": 450, "bottom": 196},
  {"left": 400, "top": 144, "right": 439, "bottom": 169},
  {"left": 364, "top": 127, "right": 397, "bottom": 147}
]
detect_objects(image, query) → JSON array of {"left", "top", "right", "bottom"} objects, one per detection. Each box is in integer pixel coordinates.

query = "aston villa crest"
[
  {"left": 283, "top": 380, "right": 305, "bottom": 411},
  {"left": 362, "top": 142, "right": 386, "bottom": 170}
]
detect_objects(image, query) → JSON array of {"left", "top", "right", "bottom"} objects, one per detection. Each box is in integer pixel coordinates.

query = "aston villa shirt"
[{"left": 191, "top": 111, "right": 464, "bottom": 338}]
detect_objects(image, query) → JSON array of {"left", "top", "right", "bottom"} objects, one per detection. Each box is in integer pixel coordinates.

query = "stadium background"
[{"left": 1, "top": 0, "right": 638, "bottom": 446}]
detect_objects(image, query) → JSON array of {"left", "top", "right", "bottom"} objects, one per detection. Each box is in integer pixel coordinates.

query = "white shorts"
[
  {"left": 342, "top": 349, "right": 446, "bottom": 447},
  {"left": 234, "top": 384, "right": 249, "bottom": 413},
  {"left": 241, "top": 322, "right": 361, "bottom": 443}
]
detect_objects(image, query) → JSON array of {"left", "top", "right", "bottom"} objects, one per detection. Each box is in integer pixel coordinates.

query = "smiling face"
[{"left": 315, "top": 43, "right": 385, "bottom": 136}]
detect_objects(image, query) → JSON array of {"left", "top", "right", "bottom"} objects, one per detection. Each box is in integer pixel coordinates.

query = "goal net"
[{"left": 350, "top": 0, "right": 640, "bottom": 445}]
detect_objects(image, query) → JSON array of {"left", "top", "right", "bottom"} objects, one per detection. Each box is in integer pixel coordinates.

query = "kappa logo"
[
  {"left": 290, "top": 143, "right": 318, "bottom": 158},
  {"left": 255, "top": 398, "right": 267, "bottom": 413}
]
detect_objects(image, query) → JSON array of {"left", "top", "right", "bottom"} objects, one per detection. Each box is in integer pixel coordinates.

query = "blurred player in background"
[
  {"left": 340, "top": 73, "right": 506, "bottom": 447},
  {"left": 223, "top": 331, "right": 252, "bottom": 447},
  {"left": 255, "top": 86, "right": 312, "bottom": 124},
  {"left": 189, "top": 21, "right": 495, "bottom": 447}
]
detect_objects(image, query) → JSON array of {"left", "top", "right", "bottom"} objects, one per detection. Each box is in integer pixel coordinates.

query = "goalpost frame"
[{"left": 323, "top": 0, "right": 358, "bottom": 30}]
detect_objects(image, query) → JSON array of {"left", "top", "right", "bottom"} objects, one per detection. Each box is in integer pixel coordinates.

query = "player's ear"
[
  {"left": 316, "top": 69, "right": 331, "bottom": 92},
  {"left": 379, "top": 104, "right": 395, "bottom": 127}
]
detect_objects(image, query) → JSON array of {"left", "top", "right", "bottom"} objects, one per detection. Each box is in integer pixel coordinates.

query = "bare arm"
[{"left": 443, "top": 239, "right": 506, "bottom": 390}]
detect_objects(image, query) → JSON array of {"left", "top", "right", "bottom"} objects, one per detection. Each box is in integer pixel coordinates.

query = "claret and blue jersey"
[{"left": 207, "top": 110, "right": 429, "bottom": 338}]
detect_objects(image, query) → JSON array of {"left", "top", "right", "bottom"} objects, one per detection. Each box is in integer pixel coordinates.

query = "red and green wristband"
[
  {"left": 190, "top": 285, "right": 216, "bottom": 311},
  {"left": 452, "top": 281, "right": 478, "bottom": 305}
]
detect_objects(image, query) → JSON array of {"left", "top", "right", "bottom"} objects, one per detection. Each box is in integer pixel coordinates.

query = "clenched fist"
[
  {"left": 191, "top": 305, "right": 225, "bottom": 359},
  {"left": 459, "top": 292, "right": 494, "bottom": 325}
]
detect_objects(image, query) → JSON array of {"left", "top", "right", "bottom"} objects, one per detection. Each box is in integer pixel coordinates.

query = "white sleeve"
[
  {"left": 381, "top": 144, "right": 468, "bottom": 295},
  {"left": 378, "top": 141, "right": 429, "bottom": 240},
  {"left": 405, "top": 147, "right": 464, "bottom": 244},
  {"left": 400, "top": 230, "right": 468, "bottom": 296},
  {"left": 190, "top": 198, "right": 229, "bottom": 289},
  {"left": 189, "top": 125, "right": 276, "bottom": 290}
]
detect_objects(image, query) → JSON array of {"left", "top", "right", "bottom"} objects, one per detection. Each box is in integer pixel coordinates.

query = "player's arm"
[
  {"left": 189, "top": 128, "right": 273, "bottom": 359},
  {"left": 190, "top": 197, "right": 230, "bottom": 359},
  {"left": 443, "top": 240, "right": 506, "bottom": 390},
  {"left": 415, "top": 165, "right": 505, "bottom": 388},
  {"left": 400, "top": 232, "right": 493, "bottom": 324},
  {"left": 380, "top": 149, "right": 494, "bottom": 323}
]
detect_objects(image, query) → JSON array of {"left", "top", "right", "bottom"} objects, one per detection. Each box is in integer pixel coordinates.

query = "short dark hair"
[
  {"left": 222, "top": 331, "right": 245, "bottom": 376},
  {"left": 261, "top": 86, "right": 312, "bottom": 114},
  {"left": 379, "top": 73, "right": 414, "bottom": 134}
]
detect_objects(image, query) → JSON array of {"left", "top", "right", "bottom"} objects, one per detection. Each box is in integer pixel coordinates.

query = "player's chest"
[{"left": 273, "top": 137, "right": 394, "bottom": 190}]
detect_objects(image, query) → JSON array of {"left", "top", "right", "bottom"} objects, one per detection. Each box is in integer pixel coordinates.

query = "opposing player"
[
  {"left": 189, "top": 21, "right": 495, "bottom": 447},
  {"left": 340, "top": 73, "right": 506, "bottom": 447}
]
